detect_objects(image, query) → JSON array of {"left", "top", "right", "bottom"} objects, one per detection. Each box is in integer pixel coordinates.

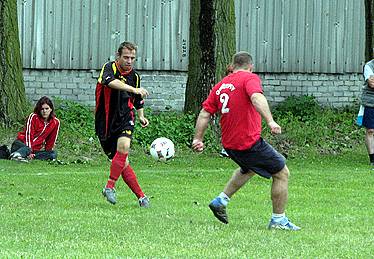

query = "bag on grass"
[
  {"left": 356, "top": 105, "right": 365, "bottom": 126},
  {"left": 0, "top": 145, "right": 10, "bottom": 159}
]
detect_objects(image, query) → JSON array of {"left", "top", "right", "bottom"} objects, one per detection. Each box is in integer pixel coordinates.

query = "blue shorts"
[
  {"left": 363, "top": 106, "right": 374, "bottom": 129},
  {"left": 225, "top": 138, "right": 286, "bottom": 179}
]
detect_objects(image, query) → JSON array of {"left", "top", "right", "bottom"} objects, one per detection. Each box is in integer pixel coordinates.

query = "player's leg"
[
  {"left": 9, "top": 139, "right": 31, "bottom": 162},
  {"left": 117, "top": 136, "right": 149, "bottom": 208},
  {"left": 268, "top": 165, "right": 300, "bottom": 230},
  {"left": 102, "top": 136, "right": 127, "bottom": 205},
  {"left": 34, "top": 150, "right": 57, "bottom": 160},
  {"left": 209, "top": 168, "right": 255, "bottom": 224},
  {"left": 362, "top": 107, "right": 374, "bottom": 165},
  {"left": 223, "top": 168, "right": 255, "bottom": 197},
  {"left": 365, "top": 128, "right": 374, "bottom": 165},
  {"left": 270, "top": 165, "right": 289, "bottom": 214}
]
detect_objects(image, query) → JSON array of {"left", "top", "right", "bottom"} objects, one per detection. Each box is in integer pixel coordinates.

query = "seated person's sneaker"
[
  {"left": 10, "top": 152, "right": 28, "bottom": 163},
  {"left": 102, "top": 188, "right": 116, "bottom": 205},
  {"left": 209, "top": 197, "right": 228, "bottom": 224},
  {"left": 268, "top": 217, "right": 301, "bottom": 231},
  {"left": 219, "top": 148, "right": 229, "bottom": 158},
  {"left": 139, "top": 196, "right": 150, "bottom": 208}
]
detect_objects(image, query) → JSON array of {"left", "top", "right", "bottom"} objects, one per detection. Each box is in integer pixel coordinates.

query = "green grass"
[{"left": 1, "top": 149, "right": 374, "bottom": 258}]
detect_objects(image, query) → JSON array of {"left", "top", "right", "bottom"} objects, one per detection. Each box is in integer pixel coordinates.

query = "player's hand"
[
  {"left": 28, "top": 153, "right": 35, "bottom": 159},
  {"left": 139, "top": 117, "right": 149, "bottom": 128},
  {"left": 134, "top": 87, "right": 149, "bottom": 98},
  {"left": 268, "top": 121, "right": 281, "bottom": 134},
  {"left": 192, "top": 139, "right": 204, "bottom": 152}
]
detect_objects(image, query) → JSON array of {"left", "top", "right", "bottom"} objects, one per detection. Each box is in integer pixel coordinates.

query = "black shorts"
[
  {"left": 225, "top": 138, "right": 286, "bottom": 179},
  {"left": 363, "top": 106, "right": 374, "bottom": 129},
  {"left": 99, "top": 126, "right": 134, "bottom": 159}
]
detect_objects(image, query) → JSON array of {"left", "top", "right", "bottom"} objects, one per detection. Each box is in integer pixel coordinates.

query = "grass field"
[{"left": 1, "top": 149, "right": 374, "bottom": 258}]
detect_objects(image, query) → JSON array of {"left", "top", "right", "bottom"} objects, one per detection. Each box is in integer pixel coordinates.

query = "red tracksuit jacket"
[{"left": 17, "top": 113, "right": 60, "bottom": 152}]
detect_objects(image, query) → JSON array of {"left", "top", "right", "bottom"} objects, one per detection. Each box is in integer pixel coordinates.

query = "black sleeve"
[
  {"left": 133, "top": 73, "right": 144, "bottom": 110},
  {"left": 98, "top": 62, "right": 116, "bottom": 85}
]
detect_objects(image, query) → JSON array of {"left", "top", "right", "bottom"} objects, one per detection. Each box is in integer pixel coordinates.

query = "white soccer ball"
[{"left": 150, "top": 137, "right": 175, "bottom": 161}]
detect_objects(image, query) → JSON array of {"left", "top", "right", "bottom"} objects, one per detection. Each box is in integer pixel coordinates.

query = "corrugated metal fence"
[
  {"left": 17, "top": 0, "right": 366, "bottom": 73},
  {"left": 17, "top": 0, "right": 190, "bottom": 71},
  {"left": 236, "top": 0, "right": 366, "bottom": 73}
]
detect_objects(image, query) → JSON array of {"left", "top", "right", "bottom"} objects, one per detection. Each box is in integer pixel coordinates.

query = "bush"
[
  {"left": 53, "top": 100, "right": 221, "bottom": 161},
  {"left": 265, "top": 96, "right": 363, "bottom": 158},
  {"left": 1, "top": 97, "right": 361, "bottom": 162},
  {"left": 273, "top": 95, "right": 321, "bottom": 122},
  {"left": 133, "top": 109, "right": 220, "bottom": 151},
  {"left": 54, "top": 99, "right": 102, "bottom": 162}
]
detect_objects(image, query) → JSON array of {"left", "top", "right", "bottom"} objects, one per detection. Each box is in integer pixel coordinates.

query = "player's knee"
[{"left": 273, "top": 166, "right": 289, "bottom": 180}]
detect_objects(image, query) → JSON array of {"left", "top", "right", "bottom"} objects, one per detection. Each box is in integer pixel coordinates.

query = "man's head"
[
  {"left": 116, "top": 41, "right": 137, "bottom": 71},
  {"left": 232, "top": 51, "right": 254, "bottom": 72}
]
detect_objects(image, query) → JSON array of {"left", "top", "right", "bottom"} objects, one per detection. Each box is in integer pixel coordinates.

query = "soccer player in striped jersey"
[{"left": 95, "top": 41, "right": 150, "bottom": 207}]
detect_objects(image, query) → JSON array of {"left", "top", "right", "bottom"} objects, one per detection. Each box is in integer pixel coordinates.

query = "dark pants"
[{"left": 11, "top": 139, "right": 57, "bottom": 160}]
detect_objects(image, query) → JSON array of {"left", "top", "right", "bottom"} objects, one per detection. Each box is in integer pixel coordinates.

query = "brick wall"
[
  {"left": 23, "top": 69, "right": 187, "bottom": 111},
  {"left": 23, "top": 69, "right": 363, "bottom": 110},
  {"left": 262, "top": 73, "right": 363, "bottom": 107}
]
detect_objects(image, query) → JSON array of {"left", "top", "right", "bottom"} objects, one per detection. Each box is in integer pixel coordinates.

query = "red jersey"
[
  {"left": 203, "top": 71, "right": 263, "bottom": 150},
  {"left": 17, "top": 113, "right": 60, "bottom": 152}
]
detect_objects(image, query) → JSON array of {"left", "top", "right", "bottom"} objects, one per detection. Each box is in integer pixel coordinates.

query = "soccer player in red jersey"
[
  {"left": 192, "top": 51, "right": 300, "bottom": 230},
  {"left": 95, "top": 41, "right": 150, "bottom": 207}
]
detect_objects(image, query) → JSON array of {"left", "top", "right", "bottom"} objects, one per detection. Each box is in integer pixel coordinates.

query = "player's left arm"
[
  {"left": 251, "top": 93, "right": 281, "bottom": 135},
  {"left": 137, "top": 108, "right": 149, "bottom": 128},
  {"left": 44, "top": 118, "right": 60, "bottom": 151}
]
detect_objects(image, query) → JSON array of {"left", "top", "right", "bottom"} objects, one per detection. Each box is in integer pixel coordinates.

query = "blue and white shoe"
[
  {"left": 209, "top": 197, "right": 228, "bottom": 224},
  {"left": 268, "top": 217, "right": 301, "bottom": 231},
  {"left": 102, "top": 188, "right": 116, "bottom": 205}
]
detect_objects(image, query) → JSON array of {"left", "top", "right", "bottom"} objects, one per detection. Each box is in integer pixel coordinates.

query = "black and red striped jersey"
[{"left": 95, "top": 61, "right": 144, "bottom": 141}]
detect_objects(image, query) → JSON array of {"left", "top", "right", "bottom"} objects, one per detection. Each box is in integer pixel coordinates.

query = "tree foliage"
[
  {"left": 184, "top": 0, "right": 236, "bottom": 114},
  {"left": 0, "top": 0, "right": 28, "bottom": 127}
]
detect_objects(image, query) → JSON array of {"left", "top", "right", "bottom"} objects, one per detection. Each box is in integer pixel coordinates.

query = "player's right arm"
[
  {"left": 98, "top": 62, "right": 148, "bottom": 98},
  {"left": 108, "top": 80, "right": 149, "bottom": 98},
  {"left": 192, "top": 108, "right": 212, "bottom": 152}
]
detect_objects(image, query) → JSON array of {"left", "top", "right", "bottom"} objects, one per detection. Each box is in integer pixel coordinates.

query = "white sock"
[
  {"left": 272, "top": 213, "right": 285, "bottom": 222},
  {"left": 218, "top": 192, "right": 230, "bottom": 206}
]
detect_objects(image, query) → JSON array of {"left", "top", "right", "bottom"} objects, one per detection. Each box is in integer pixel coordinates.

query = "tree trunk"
[
  {"left": 184, "top": 0, "right": 236, "bottom": 114},
  {"left": 365, "top": 0, "right": 374, "bottom": 61},
  {"left": 0, "top": 0, "right": 28, "bottom": 127}
]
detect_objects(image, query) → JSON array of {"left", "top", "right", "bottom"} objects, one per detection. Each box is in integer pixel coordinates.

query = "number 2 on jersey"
[{"left": 220, "top": 93, "right": 230, "bottom": 114}]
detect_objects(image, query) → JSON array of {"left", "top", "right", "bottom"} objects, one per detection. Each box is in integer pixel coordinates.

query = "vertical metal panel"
[
  {"left": 17, "top": 0, "right": 365, "bottom": 73},
  {"left": 235, "top": 0, "right": 366, "bottom": 73},
  {"left": 17, "top": 0, "right": 190, "bottom": 71}
]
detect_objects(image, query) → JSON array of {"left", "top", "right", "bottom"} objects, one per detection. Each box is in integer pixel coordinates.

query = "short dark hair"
[
  {"left": 232, "top": 51, "right": 253, "bottom": 70},
  {"left": 34, "top": 96, "right": 55, "bottom": 120},
  {"left": 117, "top": 41, "right": 137, "bottom": 55}
]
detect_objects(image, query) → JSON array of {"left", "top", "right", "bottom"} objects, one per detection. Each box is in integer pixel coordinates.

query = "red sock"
[
  {"left": 105, "top": 152, "right": 128, "bottom": 189},
  {"left": 121, "top": 165, "right": 144, "bottom": 198}
]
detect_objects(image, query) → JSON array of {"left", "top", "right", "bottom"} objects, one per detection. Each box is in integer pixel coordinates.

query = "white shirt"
[{"left": 364, "top": 60, "right": 374, "bottom": 81}]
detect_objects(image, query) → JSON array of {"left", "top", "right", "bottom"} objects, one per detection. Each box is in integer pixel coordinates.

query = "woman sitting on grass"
[{"left": 10, "top": 96, "right": 60, "bottom": 162}]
